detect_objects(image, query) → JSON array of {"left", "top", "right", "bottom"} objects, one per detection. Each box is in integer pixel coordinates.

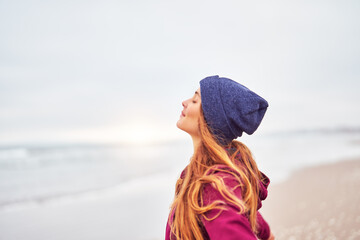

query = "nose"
[{"left": 182, "top": 100, "right": 187, "bottom": 108}]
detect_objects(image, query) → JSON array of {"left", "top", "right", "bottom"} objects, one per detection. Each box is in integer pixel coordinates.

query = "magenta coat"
[{"left": 165, "top": 162, "right": 271, "bottom": 240}]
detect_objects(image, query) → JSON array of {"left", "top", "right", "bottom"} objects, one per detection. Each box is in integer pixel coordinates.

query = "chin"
[
  {"left": 176, "top": 120, "right": 187, "bottom": 133},
  {"left": 176, "top": 120, "right": 183, "bottom": 130}
]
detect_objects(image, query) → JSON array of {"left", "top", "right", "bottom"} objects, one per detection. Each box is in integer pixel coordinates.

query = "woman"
[{"left": 165, "top": 75, "right": 275, "bottom": 240}]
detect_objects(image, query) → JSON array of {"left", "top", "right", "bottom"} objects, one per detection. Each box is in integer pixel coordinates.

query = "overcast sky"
[{"left": 1, "top": 0, "right": 359, "bottom": 145}]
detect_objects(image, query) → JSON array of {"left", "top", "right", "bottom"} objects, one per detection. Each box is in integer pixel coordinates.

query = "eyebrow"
[{"left": 195, "top": 91, "right": 200, "bottom": 96}]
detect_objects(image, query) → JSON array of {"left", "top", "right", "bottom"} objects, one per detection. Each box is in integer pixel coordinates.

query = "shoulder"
[
  {"left": 205, "top": 164, "right": 242, "bottom": 186},
  {"left": 205, "top": 164, "right": 242, "bottom": 184},
  {"left": 202, "top": 164, "right": 243, "bottom": 205}
]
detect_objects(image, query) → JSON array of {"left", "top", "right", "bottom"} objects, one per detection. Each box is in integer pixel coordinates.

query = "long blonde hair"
[{"left": 169, "top": 106, "right": 264, "bottom": 240}]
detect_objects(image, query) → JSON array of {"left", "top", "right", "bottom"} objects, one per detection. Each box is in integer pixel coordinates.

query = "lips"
[{"left": 181, "top": 111, "right": 186, "bottom": 117}]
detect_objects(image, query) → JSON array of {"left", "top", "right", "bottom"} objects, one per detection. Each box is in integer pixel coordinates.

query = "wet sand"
[{"left": 261, "top": 158, "right": 360, "bottom": 240}]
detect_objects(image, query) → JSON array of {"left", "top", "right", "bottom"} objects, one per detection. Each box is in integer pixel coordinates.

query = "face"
[{"left": 176, "top": 87, "right": 202, "bottom": 138}]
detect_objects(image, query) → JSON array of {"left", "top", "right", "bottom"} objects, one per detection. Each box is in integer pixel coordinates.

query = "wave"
[
  {"left": 0, "top": 171, "right": 176, "bottom": 212},
  {"left": 0, "top": 147, "right": 29, "bottom": 159}
]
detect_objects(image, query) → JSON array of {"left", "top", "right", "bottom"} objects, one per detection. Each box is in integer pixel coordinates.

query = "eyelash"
[{"left": 192, "top": 101, "right": 197, "bottom": 103}]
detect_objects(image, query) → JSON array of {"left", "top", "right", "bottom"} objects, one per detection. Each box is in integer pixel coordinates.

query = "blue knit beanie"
[{"left": 199, "top": 75, "right": 269, "bottom": 145}]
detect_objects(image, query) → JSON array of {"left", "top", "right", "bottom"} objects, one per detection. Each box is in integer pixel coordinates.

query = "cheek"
[
  {"left": 187, "top": 109, "right": 201, "bottom": 128},
  {"left": 188, "top": 105, "right": 201, "bottom": 119}
]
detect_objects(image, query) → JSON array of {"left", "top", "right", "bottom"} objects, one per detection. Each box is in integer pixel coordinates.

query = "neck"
[{"left": 191, "top": 135, "right": 202, "bottom": 154}]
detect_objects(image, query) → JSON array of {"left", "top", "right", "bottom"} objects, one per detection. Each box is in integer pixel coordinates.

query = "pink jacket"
[{"left": 165, "top": 164, "right": 271, "bottom": 240}]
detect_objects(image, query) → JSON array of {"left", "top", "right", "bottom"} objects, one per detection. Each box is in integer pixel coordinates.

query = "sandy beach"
[{"left": 261, "top": 158, "right": 360, "bottom": 240}]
